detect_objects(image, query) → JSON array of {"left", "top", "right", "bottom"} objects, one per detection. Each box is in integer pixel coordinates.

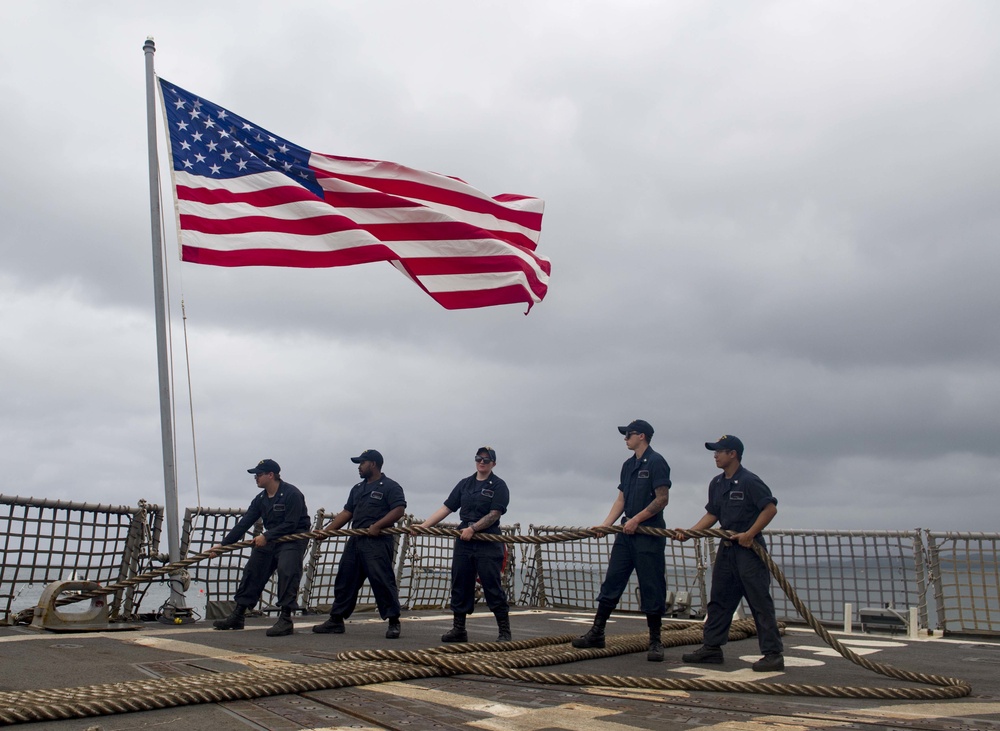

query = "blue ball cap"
[
  {"left": 617, "top": 419, "right": 654, "bottom": 439},
  {"left": 247, "top": 458, "right": 280, "bottom": 475},
  {"left": 351, "top": 449, "right": 384, "bottom": 468},
  {"left": 705, "top": 435, "right": 744, "bottom": 458}
]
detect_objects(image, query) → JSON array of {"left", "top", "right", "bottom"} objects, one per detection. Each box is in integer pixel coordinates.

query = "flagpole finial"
[{"left": 143, "top": 37, "right": 155, "bottom": 52}]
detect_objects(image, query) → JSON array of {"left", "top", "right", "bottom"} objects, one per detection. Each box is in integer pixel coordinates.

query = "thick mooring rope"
[
  {"left": 37, "top": 524, "right": 595, "bottom": 611},
  {"left": 1, "top": 526, "right": 971, "bottom": 725},
  {"left": 339, "top": 620, "right": 970, "bottom": 700}
]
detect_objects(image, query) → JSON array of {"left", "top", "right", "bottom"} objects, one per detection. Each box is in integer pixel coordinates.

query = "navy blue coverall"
[
  {"left": 445, "top": 473, "right": 510, "bottom": 614},
  {"left": 702, "top": 465, "right": 783, "bottom": 655},
  {"left": 596, "top": 447, "right": 671, "bottom": 615},
  {"left": 329, "top": 475, "right": 407, "bottom": 620},
  {"left": 223, "top": 481, "right": 311, "bottom": 613}
]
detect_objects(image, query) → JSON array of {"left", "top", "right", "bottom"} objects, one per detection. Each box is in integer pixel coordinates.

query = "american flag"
[{"left": 158, "top": 78, "right": 550, "bottom": 311}]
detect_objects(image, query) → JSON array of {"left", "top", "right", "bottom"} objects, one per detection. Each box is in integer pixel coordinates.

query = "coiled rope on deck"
[
  {"left": 2, "top": 525, "right": 971, "bottom": 726},
  {"left": 340, "top": 619, "right": 969, "bottom": 699}
]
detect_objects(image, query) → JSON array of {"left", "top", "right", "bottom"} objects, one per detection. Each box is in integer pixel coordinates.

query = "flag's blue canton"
[{"left": 159, "top": 79, "right": 323, "bottom": 198}]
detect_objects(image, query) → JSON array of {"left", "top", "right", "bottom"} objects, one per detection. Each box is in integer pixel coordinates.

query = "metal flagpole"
[{"left": 143, "top": 37, "right": 188, "bottom": 615}]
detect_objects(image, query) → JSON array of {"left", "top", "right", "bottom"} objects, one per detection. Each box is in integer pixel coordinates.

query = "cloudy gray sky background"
[{"left": 2, "top": 2, "right": 998, "bottom": 534}]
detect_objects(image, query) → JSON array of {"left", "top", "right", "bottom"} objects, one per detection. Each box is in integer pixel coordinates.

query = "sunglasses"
[{"left": 474, "top": 456, "right": 493, "bottom": 464}]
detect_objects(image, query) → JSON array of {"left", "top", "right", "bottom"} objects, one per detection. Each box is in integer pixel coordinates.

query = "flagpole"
[{"left": 143, "top": 37, "right": 187, "bottom": 613}]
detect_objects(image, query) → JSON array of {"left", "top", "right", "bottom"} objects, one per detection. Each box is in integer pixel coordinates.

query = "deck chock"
[{"left": 29, "top": 580, "right": 140, "bottom": 632}]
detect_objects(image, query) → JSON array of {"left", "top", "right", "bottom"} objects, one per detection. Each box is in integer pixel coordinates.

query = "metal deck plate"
[{"left": 4, "top": 611, "right": 1000, "bottom": 730}]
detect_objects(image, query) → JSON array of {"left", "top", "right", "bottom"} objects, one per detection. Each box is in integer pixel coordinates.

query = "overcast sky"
[{"left": 2, "top": 2, "right": 998, "bottom": 536}]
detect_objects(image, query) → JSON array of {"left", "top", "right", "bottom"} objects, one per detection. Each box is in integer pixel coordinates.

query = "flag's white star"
[
  {"left": 221, "top": 150, "right": 233, "bottom": 161},
  {"left": 195, "top": 153, "right": 206, "bottom": 163},
  {"left": 237, "top": 159, "right": 248, "bottom": 170},
  {"left": 182, "top": 159, "right": 193, "bottom": 169},
  {"left": 209, "top": 164, "right": 221, "bottom": 175}
]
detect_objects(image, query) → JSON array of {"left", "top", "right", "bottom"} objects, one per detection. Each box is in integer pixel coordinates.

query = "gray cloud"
[{"left": 1, "top": 1, "right": 998, "bottom": 537}]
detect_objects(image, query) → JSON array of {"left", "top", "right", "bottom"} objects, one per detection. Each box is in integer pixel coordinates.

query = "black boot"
[
  {"left": 441, "top": 613, "right": 468, "bottom": 643},
  {"left": 682, "top": 644, "right": 724, "bottom": 664},
  {"left": 312, "top": 614, "right": 345, "bottom": 634},
  {"left": 646, "top": 613, "right": 663, "bottom": 662},
  {"left": 752, "top": 653, "right": 784, "bottom": 672},
  {"left": 572, "top": 602, "right": 613, "bottom": 649},
  {"left": 213, "top": 604, "right": 247, "bottom": 630},
  {"left": 266, "top": 610, "right": 294, "bottom": 637},
  {"left": 494, "top": 607, "right": 512, "bottom": 642},
  {"left": 385, "top": 617, "right": 401, "bottom": 639}
]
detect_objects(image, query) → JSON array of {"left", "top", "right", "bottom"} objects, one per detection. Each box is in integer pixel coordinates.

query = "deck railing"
[
  {"left": 1, "top": 494, "right": 997, "bottom": 635},
  {"left": 0, "top": 495, "right": 163, "bottom": 623}
]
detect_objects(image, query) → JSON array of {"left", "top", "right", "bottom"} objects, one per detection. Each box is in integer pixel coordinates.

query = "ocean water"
[{"left": 9, "top": 579, "right": 210, "bottom": 619}]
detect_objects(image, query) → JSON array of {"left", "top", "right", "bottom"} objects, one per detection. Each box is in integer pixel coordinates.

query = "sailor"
[
  {"left": 572, "top": 419, "right": 671, "bottom": 661},
  {"left": 675, "top": 435, "right": 784, "bottom": 672},
  {"left": 312, "top": 449, "right": 406, "bottom": 639},
  {"left": 413, "top": 446, "right": 512, "bottom": 643},
  {"left": 210, "top": 459, "right": 311, "bottom": 636}
]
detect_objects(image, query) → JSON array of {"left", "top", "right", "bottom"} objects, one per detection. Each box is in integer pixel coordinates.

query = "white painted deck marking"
[
  {"left": 129, "top": 635, "right": 293, "bottom": 668},
  {"left": 364, "top": 682, "right": 640, "bottom": 730}
]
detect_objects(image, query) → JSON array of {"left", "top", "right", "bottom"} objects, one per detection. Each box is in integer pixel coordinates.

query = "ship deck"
[{"left": 2, "top": 609, "right": 999, "bottom": 730}]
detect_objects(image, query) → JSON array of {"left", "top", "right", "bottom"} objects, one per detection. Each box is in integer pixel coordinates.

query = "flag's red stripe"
[
  {"left": 182, "top": 243, "right": 402, "bottom": 268},
  {"left": 321, "top": 190, "right": 420, "bottom": 209},
  {"left": 181, "top": 245, "right": 548, "bottom": 299},
  {"left": 401, "top": 254, "right": 553, "bottom": 278},
  {"left": 180, "top": 214, "right": 542, "bottom": 253},
  {"left": 400, "top": 255, "right": 550, "bottom": 294},
  {"left": 178, "top": 183, "right": 322, "bottom": 207},
  {"left": 180, "top": 213, "right": 358, "bottom": 236},
  {"left": 178, "top": 182, "right": 537, "bottom": 227},
  {"left": 177, "top": 185, "right": 539, "bottom": 250},
  {"left": 493, "top": 193, "right": 536, "bottom": 203},
  {"left": 429, "top": 285, "right": 542, "bottom": 311},
  {"left": 179, "top": 183, "right": 421, "bottom": 212},
  {"left": 312, "top": 169, "right": 543, "bottom": 231}
]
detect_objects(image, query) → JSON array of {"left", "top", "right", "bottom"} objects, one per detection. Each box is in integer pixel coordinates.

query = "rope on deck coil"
[
  {"left": 0, "top": 620, "right": 969, "bottom": 726},
  {"left": 339, "top": 617, "right": 971, "bottom": 700},
  {"left": 1, "top": 526, "right": 971, "bottom": 726}
]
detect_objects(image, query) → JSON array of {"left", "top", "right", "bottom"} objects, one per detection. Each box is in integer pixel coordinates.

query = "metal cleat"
[{"left": 28, "top": 580, "right": 137, "bottom": 632}]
